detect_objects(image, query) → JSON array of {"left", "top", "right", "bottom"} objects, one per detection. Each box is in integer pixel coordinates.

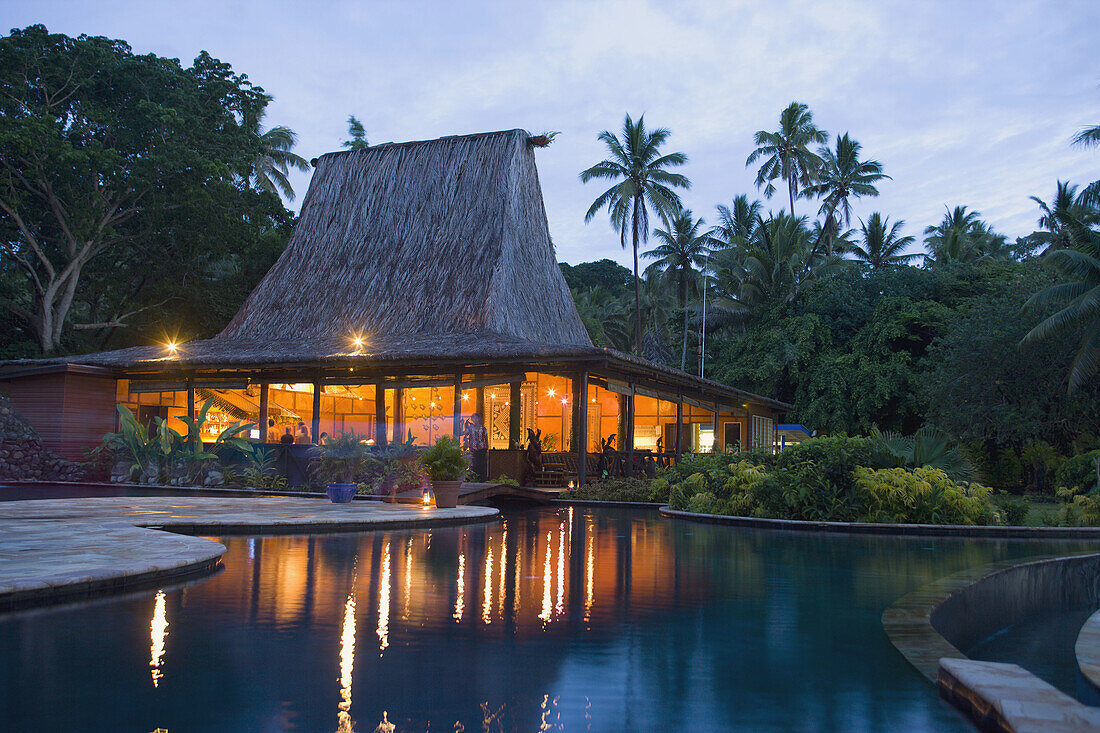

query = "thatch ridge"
[{"left": 222, "top": 128, "right": 589, "bottom": 347}]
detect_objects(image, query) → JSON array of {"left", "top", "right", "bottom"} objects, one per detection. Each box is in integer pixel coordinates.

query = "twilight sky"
[{"left": 10, "top": 0, "right": 1099, "bottom": 265}]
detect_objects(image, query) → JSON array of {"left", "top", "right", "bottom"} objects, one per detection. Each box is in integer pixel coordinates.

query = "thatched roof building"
[{"left": 0, "top": 129, "right": 788, "bottom": 475}]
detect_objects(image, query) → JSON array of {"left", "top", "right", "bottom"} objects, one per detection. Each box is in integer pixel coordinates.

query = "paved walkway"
[{"left": 0, "top": 496, "right": 497, "bottom": 610}]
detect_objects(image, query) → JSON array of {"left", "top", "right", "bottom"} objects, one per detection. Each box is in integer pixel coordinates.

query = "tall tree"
[
  {"left": 343, "top": 116, "right": 369, "bottom": 150},
  {"left": 241, "top": 109, "right": 309, "bottom": 202},
  {"left": 803, "top": 133, "right": 890, "bottom": 255},
  {"left": 709, "top": 213, "right": 846, "bottom": 323},
  {"left": 746, "top": 102, "right": 827, "bottom": 216},
  {"left": 580, "top": 114, "right": 689, "bottom": 353},
  {"left": 710, "top": 195, "right": 763, "bottom": 249},
  {"left": 1028, "top": 181, "right": 1099, "bottom": 253},
  {"left": 923, "top": 206, "right": 1011, "bottom": 264},
  {"left": 0, "top": 25, "right": 270, "bottom": 353},
  {"left": 1023, "top": 221, "right": 1100, "bottom": 392},
  {"left": 1073, "top": 121, "right": 1100, "bottom": 206},
  {"left": 851, "top": 213, "right": 917, "bottom": 269},
  {"left": 644, "top": 210, "right": 709, "bottom": 370}
]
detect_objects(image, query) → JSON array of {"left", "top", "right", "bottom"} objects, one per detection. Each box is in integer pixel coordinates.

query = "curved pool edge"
[
  {"left": 0, "top": 496, "right": 498, "bottom": 612},
  {"left": 882, "top": 552, "right": 1100, "bottom": 731},
  {"left": 1076, "top": 609, "right": 1100, "bottom": 691},
  {"left": 658, "top": 506, "right": 1100, "bottom": 538}
]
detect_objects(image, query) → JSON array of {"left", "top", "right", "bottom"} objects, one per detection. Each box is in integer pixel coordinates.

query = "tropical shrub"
[
  {"left": 310, "top": 430, "right": 370, "bottom": 484},
  {"left": 867, "top": 425, "right": 975, "bottom": 482},
  {"left": 1019, "top": 440, "right": 1061, "bottom": 493},
  {"left": 101, "top": 399, "right": 255, "bottom": 484},
  {"left": 1054, "top": 450, "right": 1100, "bottom": 493},
  {"left": 568, "top": 477, "right": 668, "bottom": 503},
  {"left": 420, "top": 436, "right": 467, "bottom": 481},
  {"left": 852, "top": 466, "right": 994, "bottom": 525}
]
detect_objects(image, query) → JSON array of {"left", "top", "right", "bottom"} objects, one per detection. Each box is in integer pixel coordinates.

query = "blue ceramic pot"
[{"left": 326, "top": 482, "right": 357, "bottom": 503}]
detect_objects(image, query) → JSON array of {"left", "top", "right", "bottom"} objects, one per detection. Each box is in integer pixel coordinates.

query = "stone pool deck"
[{"left": 0, "top": 496, "right": 497, "bottom": 610}]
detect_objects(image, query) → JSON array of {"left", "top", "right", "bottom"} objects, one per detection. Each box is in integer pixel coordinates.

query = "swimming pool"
[{"left": 0, "top": 504, "right": 1094, "bottom": 731}]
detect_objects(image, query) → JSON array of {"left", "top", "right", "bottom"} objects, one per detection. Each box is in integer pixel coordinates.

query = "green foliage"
[
  {"left": 419, "top": 436, "right": 467, "bottom": 481},
  {"left": 663, "top": 436, "right": 996, "bottom": 525},
  {"left": 997, "top": 494, "right": 1030, "bottom": 526},
  {"left": 559, "top": 259, "right": 633, "bottom": 296},
  {"left": 1054, "top": 450, "right": 1100, "bottom": 493},
  {"left": 568, "top": 477, "right": 669, "bottom": 503},
  {"left": 922, "top": 260, "right": 1100, "bottom": 451},
  {"left": 0, "top": 25, "right": 294, "bottom": 355},
  {"left": 310, "top": 430, "right": 370, "bottom": 484},
  {"left": 868, "top": 425, "right": 975, "bottom": 482},
  {"left": 852, "top": 466, "right": 994, "bottom": 525},
  {"left": 101, "top": 398, "right": 254, "bottom": 484}
]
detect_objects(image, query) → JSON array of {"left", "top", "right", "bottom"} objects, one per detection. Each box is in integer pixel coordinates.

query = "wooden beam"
[
  {"left": 311, "top": 380, "right": 321, "bottom": 444},
  {"left": 259, "top": 383, "right": 269, "bottom": 443},
  {"left": 186, "top": 381, "right": 196, "bottom": 421},
  {"left": 573, "top": 371, "right": 588, "bottom": 486}
]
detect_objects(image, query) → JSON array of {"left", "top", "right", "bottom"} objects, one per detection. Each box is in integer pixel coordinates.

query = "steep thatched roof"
[{"left": 222, "top": 128, "right": 590, "bottom": 346}]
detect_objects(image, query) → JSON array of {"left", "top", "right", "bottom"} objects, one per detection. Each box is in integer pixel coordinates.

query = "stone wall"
[{"left": 0, "top": 394, "right": 88, "bottom": 482}]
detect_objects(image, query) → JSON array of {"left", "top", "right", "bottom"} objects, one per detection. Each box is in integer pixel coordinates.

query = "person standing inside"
[{"left": 464, "top": 412, "right": 489, "bottom": 481}]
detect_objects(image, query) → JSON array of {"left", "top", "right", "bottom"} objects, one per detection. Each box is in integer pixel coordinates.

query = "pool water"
[
  {"left": 0, "top": 505, "right": 1094, "bottom": 731},
  {"left": 969, "top": 606, "right": 1100, "bottom": 705}
]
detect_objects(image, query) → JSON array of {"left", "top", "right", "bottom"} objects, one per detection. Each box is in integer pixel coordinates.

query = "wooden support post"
[
  {"left": 625, "top": 388, "right": 635, "bottom": 475},
  {"left": 393, "top": 387, "right": 404, "bottom": 443},
  {"left": 508, "top": 380, "right": 521, "bottom": 449},
  {"left": 713, "top": 401, "right": 721, "bottom": 453},
  {"left": 311, "top": 381, "right": 322, "bottom": 444},
  {"left": 186, "top": 380, "right": 196, "bottom": 421},
  {"left": 259, "top": 383, "right": 269, "bottom": 443},
  {"left": 452, "top": 373, "right": 463, "bottom": 439},
  {"left": 375, "top": 386, "right": 387, "bottom": 447},
  {"left": 675, "top": 392, "right": 684, "bottom": 461},
  {"left": 573, "top": 371, "right": 588, "bottom": 486}
]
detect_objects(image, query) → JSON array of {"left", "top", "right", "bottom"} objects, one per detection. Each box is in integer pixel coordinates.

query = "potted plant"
[
  {"left": 310, "top": 430, "right": 368, "bottom": 503},
  {"left": 419, "top": 435, "right": 468, "bottom": 508}
]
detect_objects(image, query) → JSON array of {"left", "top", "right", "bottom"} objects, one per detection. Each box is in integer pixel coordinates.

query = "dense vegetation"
[
  {"left": 0, "top": 26, "right": 296, "bottom": 358},
  {"left": 573, "top": 105, "right": 1100, "bottom": 491}
]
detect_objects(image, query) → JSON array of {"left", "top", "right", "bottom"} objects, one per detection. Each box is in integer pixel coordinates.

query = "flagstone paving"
[{"left": 0, "top": 496, "right": 497, "bottom": 610}]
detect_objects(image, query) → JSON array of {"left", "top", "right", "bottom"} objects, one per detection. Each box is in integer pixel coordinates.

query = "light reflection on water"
[
  {"left": 3, "top": 505, "right": 1098, "bottom": 731},
  {"left": 149, "top": 589, "right": 168, "bottom": 688}
]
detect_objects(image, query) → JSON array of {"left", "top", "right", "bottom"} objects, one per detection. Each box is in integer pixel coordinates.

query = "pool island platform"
[{"left": 0, "top": 496, "right": 498, "bottom": 611}]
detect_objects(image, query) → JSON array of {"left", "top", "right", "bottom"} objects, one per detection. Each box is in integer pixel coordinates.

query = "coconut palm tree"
[
  {"left": 746, "top": 102, "right": 827, "bottom": 216},
  {"left": 923, "top": 206, "right": 1010, "bottom": 264},
  {"left": 643, "top": 210, "right": 710, "bottom": 370},
  {"left": 572, "top": 286, "right": 631, "bottom": 350},
  {"left": 580, "top": 114, "right": 690, "bottom": 353},
  {"left": 1023, "top": 222, "right": 1100, "bottom": 391},
  {"left": 1073, "top": 122, "right": 1100, "bottom": 206},
  {"left": 1029, "top": 181, "right": 1099, "bottom": 253},
  {"left": 343, "top": 115, "right": 369, "bottom": 150},
  {"left": 851, "top": 213, "right": 917, "bottom": 269},
  {"left": 709, "top": 213, "right": 846, "bottom": 323},
  {"left": 803, "top": 133, "right": 890, "bottom": 254},
  {"left": 241, "top": 110, "right": 309, "bottom": 202},
  {"left": 710, "top": 195, "right": 763, "bottom": 249}
]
